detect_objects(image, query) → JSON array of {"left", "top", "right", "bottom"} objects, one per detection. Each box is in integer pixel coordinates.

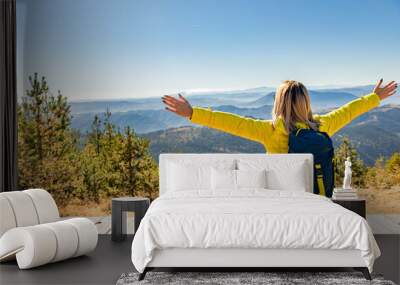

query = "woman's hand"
[
  {"left": 162, "top": 93, "right": 193, "bottom": 119},
  {"left": 373, "top": 79, "right": 398, "bottom": 100}
]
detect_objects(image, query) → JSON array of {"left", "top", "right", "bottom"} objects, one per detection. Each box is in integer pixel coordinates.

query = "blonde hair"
[{"left": 272, "top": 80, "right": 319, "bottom": 133}]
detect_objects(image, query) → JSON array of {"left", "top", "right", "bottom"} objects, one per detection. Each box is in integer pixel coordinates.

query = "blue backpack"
[{"left": 288, "top": 128, "right": 335, "bottom": 197}]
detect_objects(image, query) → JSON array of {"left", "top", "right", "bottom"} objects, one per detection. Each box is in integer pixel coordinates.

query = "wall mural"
[{"left": 16, "top": 0, "right": 399, "bottom": 234}]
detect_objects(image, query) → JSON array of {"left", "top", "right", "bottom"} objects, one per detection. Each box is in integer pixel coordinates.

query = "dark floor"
[
  {"left": 0, "top": 235, "right": 134, "bottom": 285},
  {"left": 1, "top": 235, "right": 399, "bottom": 285}
]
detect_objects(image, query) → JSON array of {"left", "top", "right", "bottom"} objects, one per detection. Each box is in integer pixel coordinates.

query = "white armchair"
[{"left": 0, "top": 189, "right": 98, "bottom": 269}]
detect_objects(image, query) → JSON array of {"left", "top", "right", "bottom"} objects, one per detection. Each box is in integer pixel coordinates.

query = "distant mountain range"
[
  {"left": 315, "top": 85, "right": 375, "bottom": 96},
  {"left": 71, "top": 105, "right": 273, "bottom": 134},
  {"left": 245, "top": 91, "right": 359, "bottom": 109},
  {"left": 69, "top": 87, "right": 275, "bottom": 114},
  {"left": 141, "top": 105, "right": 400, "bottom": 165},
  {"left": 70, "top": 84, "right": 400, "bottom": 115},
  {"left": 69, "top": 84, "right": 400, "bottom": 165}
]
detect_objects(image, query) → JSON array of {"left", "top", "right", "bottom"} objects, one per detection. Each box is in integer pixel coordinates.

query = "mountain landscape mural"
[
  {"left": 16, "top": 0, "right": 400, "bottom": 223},
  {"left": 69, "top": 85, "right": 400, "bottom": 165}
]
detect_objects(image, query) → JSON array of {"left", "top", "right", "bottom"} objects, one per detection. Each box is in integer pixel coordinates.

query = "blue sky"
[{"left": 17, "top": 0, "right": 400, "bottom": 100}]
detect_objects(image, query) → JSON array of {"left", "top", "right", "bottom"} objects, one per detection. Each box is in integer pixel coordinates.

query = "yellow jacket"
[{"left": 189, "top": 93, "right": 381, "bottom": 153}]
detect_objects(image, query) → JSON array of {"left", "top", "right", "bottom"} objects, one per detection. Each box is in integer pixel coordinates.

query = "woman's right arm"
[
  {"left": 162, "top": 94, "right": 272, "bottom": 144},
  {"left": 189, "top": 106, "right": 271, "bottom": 143}
]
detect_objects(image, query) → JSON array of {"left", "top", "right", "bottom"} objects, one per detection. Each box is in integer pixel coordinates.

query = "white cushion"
[
  {"left": 211, "top": 168, "right": 237, "bottom": 191},
  {"left": 238, "top": 159, "right": 307, "bottom": 192},
  {"left": 0, "top": 196, "right": 16, "bottom": 237},
  {"left": 0, "top": 218, "right": 97, "bottom": 269},
  {"left": 0, "top": 189, "right": 59, "bottom": 237},
  {"left": 211, "top": 168, "right": 268, "bottom": 191},
  {"left": 165, "top": 158, "right": 236, "bottom": 170},
  {"left": 167, "top": 162, "right": 212, "bottom": 191},
  {"left": 236, "top": 169, "right": 267, "bottom": 189},
  {"left": 0, "top": 226, "right": 57, "bottom": 269},
  {"left": 64, "top": 218, "right": 98, "bottom": 257},
  {"left": 0, "top": 192, "right": 39, "bottom": 227},
  {"left": 163, "top": 158, "right": 236, "bottom": 194},
  {"left": 23, "top": 189, "right": 59, "bottom": 224},
  {"left": 42, "top": 222, "right": 79, "bottom": 262}
]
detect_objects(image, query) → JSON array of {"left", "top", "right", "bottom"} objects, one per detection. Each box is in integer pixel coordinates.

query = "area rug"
[{"left": 116, "top": 271, "right": 396, "bottom": 285}]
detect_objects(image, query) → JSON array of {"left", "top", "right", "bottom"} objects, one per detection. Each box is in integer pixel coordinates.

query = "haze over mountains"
[
  {"left": 245, "top": 91, "right": 359, "bottom": 109},
  {"left": 69, "top": 86, "right": 276, "bottom": 114},
  {"left": 70, "top": 84, "right": 400, "bottom": 165},
  {"left": 70, "top": 84, "right": 398, "bottom": 115}
]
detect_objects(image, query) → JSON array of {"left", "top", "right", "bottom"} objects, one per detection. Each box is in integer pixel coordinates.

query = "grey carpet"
[{"left": 117, "top": 272, "right": 396, "bottom": 285}]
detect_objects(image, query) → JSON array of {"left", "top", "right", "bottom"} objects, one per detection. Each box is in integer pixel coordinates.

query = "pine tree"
[
  {"left": 89, "top": 114, "right": 102, "bottom": 155},
  {"left": 78, "top": 143, "right": 104, "bottom": 203},
  {"left": 18, "top": 73, "right": 79, "bottom": 206},
  {"left": 119, "top": 126, "right": 158, "bottom": 198},
  {"left": 383, "top": 153, "right": 400, "bottom": 186},
  {"left": 79, "top": 111, "right": 159, "bottom": 201},
  {"left": 78, "top": 111, "right": 111, "bottom": 202},
  {"left": 386, "top": 153, "right": 400, "bottom": 174},
  {"left": 365, "top": 153, "right": 400, "bottom": 189}
]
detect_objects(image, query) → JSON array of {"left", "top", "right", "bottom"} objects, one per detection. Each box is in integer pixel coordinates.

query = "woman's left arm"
[{"left": 316, "top": 79, "right": 397, "bottom": 136}]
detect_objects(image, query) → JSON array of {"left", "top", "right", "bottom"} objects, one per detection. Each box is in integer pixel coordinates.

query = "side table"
[
  {"left": 332, "top": 198, "right": 366, "bottom": 219},
  {"left": 111, "top": 197, "right": 150, "bottom": 241}
]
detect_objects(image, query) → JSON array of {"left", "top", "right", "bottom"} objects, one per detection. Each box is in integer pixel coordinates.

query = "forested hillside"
[{"left": 18, "top": 74, "right": 159, "bottom": 213}]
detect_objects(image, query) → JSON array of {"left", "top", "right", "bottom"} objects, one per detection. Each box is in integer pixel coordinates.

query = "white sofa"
[{"left": 0, "top": 189, "right": 98, "bottom": 269}]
